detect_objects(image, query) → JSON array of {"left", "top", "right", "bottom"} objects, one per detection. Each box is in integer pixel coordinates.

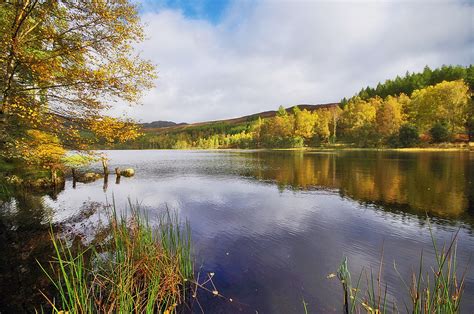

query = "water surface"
[{"left": 1, "top": 150, "right": 473, "bottom": 313}]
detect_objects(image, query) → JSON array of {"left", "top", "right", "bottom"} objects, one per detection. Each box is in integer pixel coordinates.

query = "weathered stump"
[
  {"left": 103, "top": 175, "right": 108, "bottom": 192},
  {"left": 72, "top": 168, "right": 77, "bottom": 188},
  {"left": 102, "top": 157, "right": 109, "bottom": 176},
  {"left": 115, "top": 167, "right": 121, "bottom": 184}
]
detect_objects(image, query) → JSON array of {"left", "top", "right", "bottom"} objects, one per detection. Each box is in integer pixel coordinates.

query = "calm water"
[{"left": 1, "top": 150, "right": 474, "bottom": 313}]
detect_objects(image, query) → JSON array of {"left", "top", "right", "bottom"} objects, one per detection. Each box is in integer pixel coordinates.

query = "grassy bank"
[{"left": 39, "top": 203, "right": 193, "bottom": 313}]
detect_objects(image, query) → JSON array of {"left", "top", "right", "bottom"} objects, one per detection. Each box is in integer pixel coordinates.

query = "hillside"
[
  {"left": 143, "top": 103, "right": 339, "bottom": 133},
  {"left": 141, "top": 121, "right": 188, "bottom": 129}
]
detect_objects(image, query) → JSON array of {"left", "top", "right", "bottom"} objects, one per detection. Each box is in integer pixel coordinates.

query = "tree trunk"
[
  {"left": 1, "top": 2, "right": 33, "bottom": 150},
  {"left": 331, "top": 108, "right": 338, "bottom": 144},
  {"left": 0, "top": 51, "right": 16, "bottom": 150}
]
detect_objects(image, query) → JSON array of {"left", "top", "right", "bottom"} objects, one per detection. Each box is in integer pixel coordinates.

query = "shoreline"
[{"left": 95, "top": 144, "right": 473, "bottom": 152}]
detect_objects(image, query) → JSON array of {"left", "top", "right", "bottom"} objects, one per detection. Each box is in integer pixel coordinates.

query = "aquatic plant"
[
  {"left": 39, "top": 202, "right": 193, "bottom": 313},
  {"left": 395, "top": 226, "right": 466, "bottom": 314},
  {"left": 330, "top": 221, "right": 467, "bottom": 314}
]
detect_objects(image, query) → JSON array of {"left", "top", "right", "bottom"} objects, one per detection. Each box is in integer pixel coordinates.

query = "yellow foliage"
[
  {"left": 262, "top": 114, "right": 294, "bottom": 138},
  {"left": 315, "top": 109, "right": 334, "bottom": 140},
  {"left": 20, "top": 130, "right": 66, "bottom": 168},
  {"left": 408, "top": 80, "right": 470, "bottom": 133},
  {"left": 294, "top": 108, "right": 318, "bottom": 139},
  {"left": 89, "top": 117, "right": 142, "bottom": 144},
  {"left": 375, "top": 95, "right": 405, "bottom": 136},
  {"left": 341, "top": 97, "right": 377, "bottom": 134}
]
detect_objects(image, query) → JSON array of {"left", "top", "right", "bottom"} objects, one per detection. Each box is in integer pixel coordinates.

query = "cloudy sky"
[{"left": 115, "top": 0, "right": 473, "bottom": 123}]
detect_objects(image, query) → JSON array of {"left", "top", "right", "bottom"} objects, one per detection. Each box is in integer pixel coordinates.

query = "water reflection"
[
  {"left": 0, "top": 150, "right": 473, "bottom": 312},
  {"left": 0, "top": 190, "right": 56, "bottom": 312},
  {"left": 239, "top": 150, "right": 473, "bottom": 220}
]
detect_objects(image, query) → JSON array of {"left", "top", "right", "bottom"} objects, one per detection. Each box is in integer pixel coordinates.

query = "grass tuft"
[
  {"left": 39, "top": 201, "right": 193, "bottom": 313},
  {"left": 332, "top": 220, "right": 467, "bottom": 314}
]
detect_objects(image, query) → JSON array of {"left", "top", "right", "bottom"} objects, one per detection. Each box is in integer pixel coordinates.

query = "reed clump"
[
  {"left": 39, "top": 203, "right": 193, "bottom": 313},
  {"left": 333, "top": 221, "right": 467, "bottom": 314}
]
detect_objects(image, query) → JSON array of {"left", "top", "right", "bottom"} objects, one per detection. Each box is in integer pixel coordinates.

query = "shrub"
[
  {"left": 261, "top": 136, "right": 304, "bottom": 148},
  {"left": 398, "top": 124, "right": 419, "bottom": 147},
  {"left": 429, "top": 122, "right": 451, "bottom": 143},
  {"left": 350, "top": 125, "right": 382, "bottom": 148},
  {"left": 291, "top": 136, "right": 304, "bottom": 148},
  {"left": 386, "top": 133, "right": 400, "bottom": 148}
]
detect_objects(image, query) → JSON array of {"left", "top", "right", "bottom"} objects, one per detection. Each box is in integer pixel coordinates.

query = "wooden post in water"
[
  {"left": 115, "top": 167, "right": 121, "bottom": 184},
  {"left": 102, "top": 157, "right": 109, "bottom": 176},
  {"left": 103, "top": 174, "right": 108, "bottom": 192},
  {"left": 72, "top": 168, "right": 77, "bottom": 188}
]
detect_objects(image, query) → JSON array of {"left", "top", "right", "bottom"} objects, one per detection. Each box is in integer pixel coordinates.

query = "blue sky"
[
  {"left": 138, "top": 0, "right": 233, "bottom": 23},
  {"left": 116, "top": 0, "right": 474, "bottom": 123}
]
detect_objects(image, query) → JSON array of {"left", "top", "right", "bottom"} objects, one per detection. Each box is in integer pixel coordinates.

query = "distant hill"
[
  {"left": 144, "top": 103, "right": 339, "bottom": 133},
  {"left": 189, "top": 103, "right": 339, "bottom": 126},
  {"left": 141, "top": 121, "right": 188, "bottom": 129}
]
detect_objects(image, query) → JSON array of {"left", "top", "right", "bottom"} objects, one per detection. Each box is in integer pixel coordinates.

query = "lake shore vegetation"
[{"left": 39, "top": 202, "right": 193, "bottom": 313}]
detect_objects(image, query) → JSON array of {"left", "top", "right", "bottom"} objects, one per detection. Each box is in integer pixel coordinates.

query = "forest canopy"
[{"left": 341, "top": 64, "right": 473, "bottom": 105}]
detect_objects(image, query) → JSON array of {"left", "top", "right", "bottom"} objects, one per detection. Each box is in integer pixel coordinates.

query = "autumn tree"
[
  {"left": 269, "top": 106, "right": 294, "bottom": 138},
  {"left": 314, "top": 109, "right": 331, "bottom": 142},
  {"left": 252, "top": 116, "right": 265, "bottom": 147},
  {"left": 375, "top": 95, "right": 406, "bottom": 137},
  {"left": 340, "top": 97, "right": 377, "bottom": 141},
  {"left": 293, "top": 106, "right": 317, "bottom": 140},
  {"left": 0, "top": 1, "right": 155, "bottom": 163},
  {"left": 407, "top": 80, "right": 470, "bottom": 134},
  {"left": 328, "top": 105, "right": 342, "bottom": 143}
]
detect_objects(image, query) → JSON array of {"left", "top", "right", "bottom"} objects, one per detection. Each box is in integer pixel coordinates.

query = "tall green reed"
[
  {"left": 39, "top": 201, "right": 193, "bottom": 313},
  {"left": 331, "top": 220, "right": 467, "bottom": 314}
]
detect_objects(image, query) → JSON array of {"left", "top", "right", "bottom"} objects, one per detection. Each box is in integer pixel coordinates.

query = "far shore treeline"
[{"left": 117, "top": 65, "right": 473, "bottom": 150}]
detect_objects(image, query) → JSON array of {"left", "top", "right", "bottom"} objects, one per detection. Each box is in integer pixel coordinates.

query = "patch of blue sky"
[{"left": 138, "top": 0, "right": 234, "bottom": 23}]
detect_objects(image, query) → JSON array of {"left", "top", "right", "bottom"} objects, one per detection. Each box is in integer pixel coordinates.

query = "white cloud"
[{"left": 111, "top": 0, "right": 474, "bottom": 123}]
